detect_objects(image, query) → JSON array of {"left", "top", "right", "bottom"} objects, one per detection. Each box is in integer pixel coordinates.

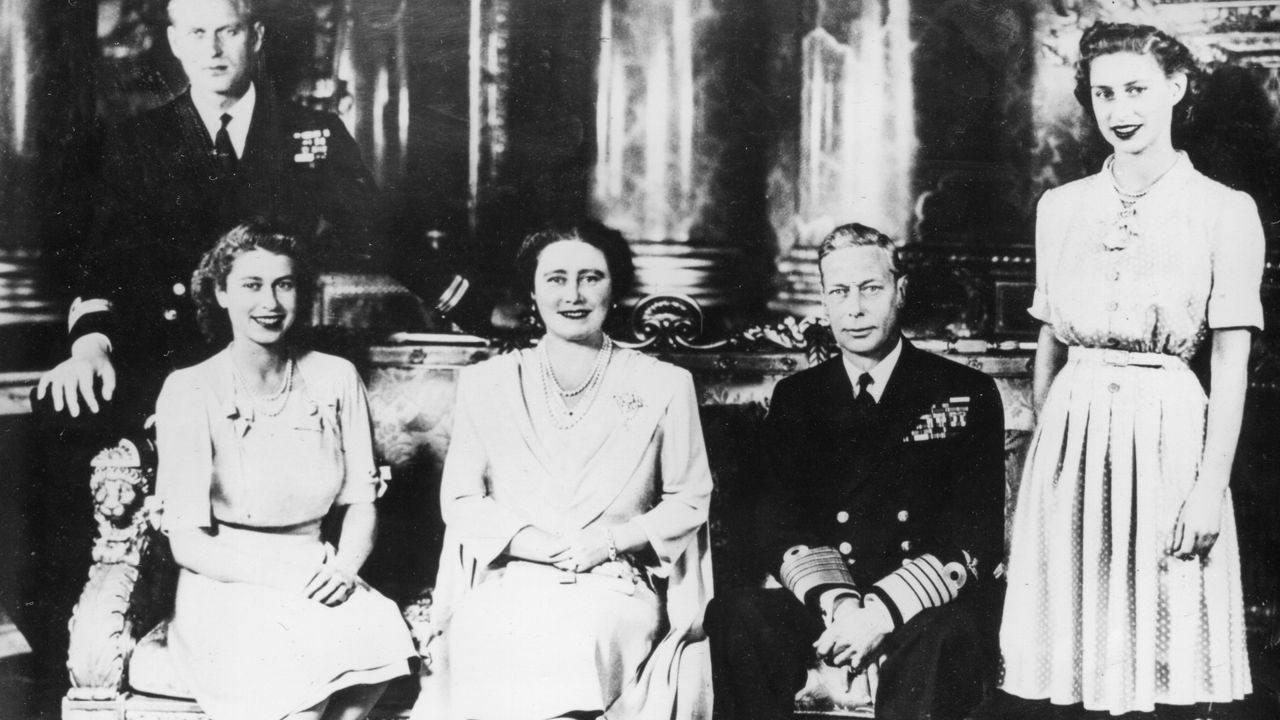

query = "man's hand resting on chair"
[{"left": 36, "top": 334, "right": 117, "bottom": 417}]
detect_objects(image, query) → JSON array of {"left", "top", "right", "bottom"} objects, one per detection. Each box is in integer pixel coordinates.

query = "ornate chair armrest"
[
  {"left": 401, "top": 589, "right": 440, "bottom": 674},
  {"left": 66, "top": 438, "right": 159, "bottom": 698}
]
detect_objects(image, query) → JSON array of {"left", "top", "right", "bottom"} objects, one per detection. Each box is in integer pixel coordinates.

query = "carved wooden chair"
[{"left": 60, "top": 438, "right": 431, "bottom": 720}]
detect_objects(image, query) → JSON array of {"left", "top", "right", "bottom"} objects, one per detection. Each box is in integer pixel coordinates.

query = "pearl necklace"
[
  {"left": 538, "top": 336, "right": 613, "bottom": 430},
  {"left": 232, "top": 354, "right": 295, "bottom": 418},
  {"left": 1104, "top": 155, "right": 1179, "bottom": 251}
]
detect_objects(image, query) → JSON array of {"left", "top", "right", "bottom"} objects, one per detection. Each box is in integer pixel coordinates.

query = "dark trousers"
[{"left": 705, "top": 587, "right": 998, "bottom": 720}]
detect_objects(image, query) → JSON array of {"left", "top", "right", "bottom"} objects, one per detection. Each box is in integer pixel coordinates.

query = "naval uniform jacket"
[
  {"left": 67, "top": 90, "right": 481, "bottom": 392},
  {"left": 758, "top": 339, "right": 1005, "bottom": 617}
]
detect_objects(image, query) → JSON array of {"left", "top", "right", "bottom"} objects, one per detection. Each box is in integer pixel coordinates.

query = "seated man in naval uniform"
[
  {"left": 705, "top": 223, "right": 1006, "bottom": 720},
  {"left": 19, "top": 0, "right": 497, "bottom": 684}
]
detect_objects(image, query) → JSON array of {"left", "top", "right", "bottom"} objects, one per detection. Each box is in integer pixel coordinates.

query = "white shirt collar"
[
  {"left": 841, "top": 337, "right": 903, "bottom": 403},
  {"left": 190, "top": 83, "right": 256, "bottom": 158}
]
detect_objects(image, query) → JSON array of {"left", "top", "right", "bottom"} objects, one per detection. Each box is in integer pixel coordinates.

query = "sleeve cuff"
[
  {"left": 818, "top": 587, "right": 861, "bottom": 623},
  {"left": 334, "top": 466, "right": 390, "bottom": 506},
  {"left": 68, "top": 298, "right": 116, "bottom": 340},
  {"left": 868, "top": 553, "right": 967, "bottom": 628},
  {"left": 1207, "top": 303, "right": 1264, "bottom": 332},
  {"left": 779, "top": 545, "right": 857, "bottom": 608},
  {"left": 440, "top": 277, "right": 496, "bottom": 334},
  {"left": 1028, "top": 289, "right": 1050, "bottom": 324},
  {"left": 434, "top": 275, "right": 469, "bottom": 314}
]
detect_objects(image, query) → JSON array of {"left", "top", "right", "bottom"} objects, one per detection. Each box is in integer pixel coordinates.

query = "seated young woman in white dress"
[
  {"left": 414, "top": 222, "right": 715, "bottom": 720},
  {"left": 155, "top": 222, "right": 416, "bottom": 720}
]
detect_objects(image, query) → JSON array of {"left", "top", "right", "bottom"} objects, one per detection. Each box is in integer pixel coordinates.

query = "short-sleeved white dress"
[
  {"left": 155, "top": 348, "right": 415, "bottom": 720},
  {"left": 999, "top": 154, "right": 1263, "bottom": 713}
]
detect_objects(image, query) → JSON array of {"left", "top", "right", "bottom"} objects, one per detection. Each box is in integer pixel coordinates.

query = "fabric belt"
[
  {"left": 1068, "top": 346, "right": 1185, "bottom": 369},
  {"left": 214, "top": 516, "right": 323, "bottom": 535}
]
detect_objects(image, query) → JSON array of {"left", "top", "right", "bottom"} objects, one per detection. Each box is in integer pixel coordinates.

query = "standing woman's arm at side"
[
  {"left": 1169, "top": 329, "right": 1249, "bottom": 558},
  {"left": 1171, "top": 190, "right": 1265, "bottom": 558},
  {"left": 1033, "top": 324, "right": 1068, "bottom": 416},
  {"left": 1028, "top": 189, "right": 1067, "bottom": 416}
]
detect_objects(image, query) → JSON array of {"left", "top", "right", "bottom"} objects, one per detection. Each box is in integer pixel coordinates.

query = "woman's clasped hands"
[
  {"left": 510, "top": 525, "right": 614, "bottom": 574},
  {"left": 551, "top": 526, "right": 614, "bottom": 574}
]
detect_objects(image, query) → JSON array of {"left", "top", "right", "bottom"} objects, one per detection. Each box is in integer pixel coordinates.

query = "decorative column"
[
  {"left": 0, "top": 0, "right": 96, "bottom": 356},
  {"left": 469, "top": 0, "right": 510, "bottom": 234},
  {"left": 321, "top": 0, "right": 410, "bottom": 188},
  {"left": 590, "top": 0, "right": 770, "bottom": 312},
  {"left": 770, "top": 0, "right": 916, "bottom": 317}
]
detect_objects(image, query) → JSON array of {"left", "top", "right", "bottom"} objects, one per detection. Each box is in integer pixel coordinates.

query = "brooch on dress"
[
  {"left": 292, "top": 128, "right": 331, "bottom": 164},
  {"left": 902, "top": 397, "right": 970, "bottom": 442},
  {"left": 613, "top": 391, "right": 645, "bottom": 426}
]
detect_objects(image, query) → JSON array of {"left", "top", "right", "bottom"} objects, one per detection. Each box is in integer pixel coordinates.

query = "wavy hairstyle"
[
  {"left": 817, "top": 222, "right": 901, "bottom": 278},
  {"left": 1074, "top": 22, "right": 1201, "bottom": 131},
  {"left": 515, "top": 220, "right": 636, "bottom": 302},
  {"left": 191, "top": 221, "right": 314, "bottom": 344}
]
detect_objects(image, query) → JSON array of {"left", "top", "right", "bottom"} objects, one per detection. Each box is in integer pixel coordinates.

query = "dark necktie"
[
  {"left": 854, "top": 372, "right": 876, "bottom": 413},
  {"left": 215, "top": 112, "right": 237, "bottom": 173}
]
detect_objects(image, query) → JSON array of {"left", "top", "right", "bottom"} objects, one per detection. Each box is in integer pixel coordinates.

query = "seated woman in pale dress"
[
  {"left": 414, "top": 223, "right": 715, "bottom": 720},
  {"left": 155, "top": 223, "right": 416, "bottom": 720}
]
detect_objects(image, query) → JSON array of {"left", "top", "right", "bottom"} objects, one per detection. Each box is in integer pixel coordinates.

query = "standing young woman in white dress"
[
  {"left": 415, "top": 223, "right": 715, "bottom": 720},
  {"left": 993, "top": 22, "right": 1263, "bottom": 719},
  {"left": 156, "top": 223, "right": 416, "bottom": 720}
]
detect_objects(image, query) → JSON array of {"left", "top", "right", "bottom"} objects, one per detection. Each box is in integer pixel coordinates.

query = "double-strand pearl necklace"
[
  {"left": 538, "top": 336, "right": 613, "bottom": 430},
  {"left": 232, "top": 351, "right": 295, "bottom": 418},
  {"left": 1105, "top": 154, "right": 1179, "bottom": 251}
]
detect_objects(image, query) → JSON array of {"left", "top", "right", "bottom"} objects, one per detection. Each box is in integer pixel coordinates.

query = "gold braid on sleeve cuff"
[
  {"left": 434, "top": 276, "right": 470, "bottom": 314},
  {"left": 867, "top": 553, "right": 968, "bottom": 627},
  {"left": 779, "top": 545, "right": 856, "bottom": 606}
]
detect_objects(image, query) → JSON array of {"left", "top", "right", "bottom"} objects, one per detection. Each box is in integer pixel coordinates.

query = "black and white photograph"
[{"left": 2, "top": 1, "right": 1280, "bottom": 719}]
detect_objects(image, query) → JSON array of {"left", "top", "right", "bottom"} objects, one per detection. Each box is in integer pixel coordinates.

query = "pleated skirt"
[
  {"left": 999, "top": 349, "right": 1251, "bottom": 713},
  {"left": 169, "top": 525, "right": 416, "bottom": 720}
]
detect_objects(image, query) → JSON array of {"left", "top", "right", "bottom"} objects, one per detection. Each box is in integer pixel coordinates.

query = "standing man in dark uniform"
[
  {"left": 40, "top": 0, "right": 488, "bottom": 419},
  {"left": 704, "top": 223, "right": 1006, "bottom": 720},
  {"left": 20, "top": 0, "right": 488, "bottom": 683}
]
